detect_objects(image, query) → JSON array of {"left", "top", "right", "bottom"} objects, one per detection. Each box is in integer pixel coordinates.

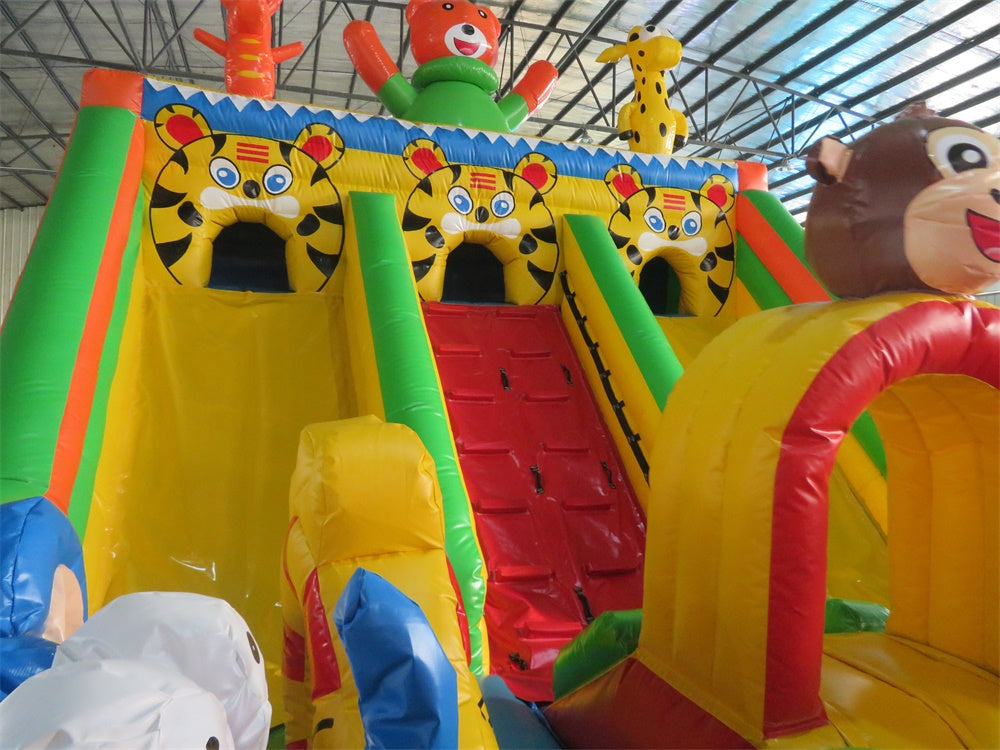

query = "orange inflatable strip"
[
  {"left": 736, "top": 193, "right": 830, "bottom": 304},
  {"left": 46, "top": 120, "right": 144, "bottom": 511},
  {"left": 80, "top": 68, "right": 144, "bottom": 112},
  {"left": 736, "top": 160, "right": 768, "bottom": 191}
]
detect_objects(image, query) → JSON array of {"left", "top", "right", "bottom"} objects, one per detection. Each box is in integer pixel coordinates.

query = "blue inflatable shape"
[
  {"left": 1, "top": 496, "right": 87, "bottom": 699},
  {"left": 0, "top": 635, "right": 58, "bottom": 700},
  {"left": 333, "top": 568, "right": 459, "bottom": 749},
  {"left": 479, "top": 674, "right": 561, "bottom": 749}
]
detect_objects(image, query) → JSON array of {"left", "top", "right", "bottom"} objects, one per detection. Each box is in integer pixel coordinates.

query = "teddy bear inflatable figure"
[{"left": 344, "top": 0, "right": 557, "bottom": 132}]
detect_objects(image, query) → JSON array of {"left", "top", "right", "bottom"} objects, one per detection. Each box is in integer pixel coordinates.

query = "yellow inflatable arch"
[{"left": 640, "top": 294, "right": 998, "bottom": 744}]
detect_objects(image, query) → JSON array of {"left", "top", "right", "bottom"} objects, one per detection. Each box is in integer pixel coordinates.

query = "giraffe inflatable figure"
[{"left": 597, "top": 25, "right": 689, "bottom": 155}]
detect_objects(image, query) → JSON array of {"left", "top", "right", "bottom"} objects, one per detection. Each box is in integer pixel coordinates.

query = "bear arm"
[
  {"left": 511, "top": 60, "right": 558, "bottom": 114},
  {"left": 377, "top": 73, "right": 418, "bottom": 118},
  {"left": 498, "top": 92, "right": 530, "bottom": 132},
  {"left": 343, "top": 20, "right": 399, "bottom": 94}
]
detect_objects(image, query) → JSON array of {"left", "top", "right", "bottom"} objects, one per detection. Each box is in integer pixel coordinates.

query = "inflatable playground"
[{"left": 1, "top": 1, "right": 998, "bottom": 747}]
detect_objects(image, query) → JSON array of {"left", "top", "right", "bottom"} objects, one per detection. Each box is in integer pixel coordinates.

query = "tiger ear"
[
  {"left": 605, "top": 164, "right": 643, "bottom": 200},
  {"left": 403, "top": 138, "right": 448, "bottom": 178},
  {"left": 294, "top": 124, "right": 346, "bottom": 170},
  {"left": 699, "top": 174, "right": 735, "bottom": 212},
  {"left": 154, "top": 104, "right": 212, "bottom": 150},
  {"left": 514, "top": 153, "right": 557, "bottom": 194}
]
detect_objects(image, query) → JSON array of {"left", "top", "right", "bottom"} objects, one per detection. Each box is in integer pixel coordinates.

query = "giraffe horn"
[{"left": 596, "top": 44, "right": 627, "bottom": 64}]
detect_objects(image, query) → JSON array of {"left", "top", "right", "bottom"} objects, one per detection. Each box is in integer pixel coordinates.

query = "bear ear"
[
  {"left": 403, "top": 138, "right": 448, "bottom": 178},
  {"left": 514, "top": 153, "right": 557, "bottom": 194},
  {"left": 806, "top": 137, "right": 852, "bottom": 185},
  {"left": 605, "top": 164, "right": 643, "bottom": 200},
  {"left": 405, "top": 0, "right": 437, "bottom": 23},
  {"left": 154, "top": 104, "right": 212, "bottom": 150},
  {"left": 294, "top": 124, "right": 346, "bottom": 170},
  {"left": 700, "top": 174, "right": 735, "bottom": 212}
]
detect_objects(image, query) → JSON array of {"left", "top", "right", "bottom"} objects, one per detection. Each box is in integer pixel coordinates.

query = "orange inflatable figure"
[
  {"left": 194, "top": 0, "right": 303, "bottom": 100},
  {"left": 343, "top": 0, "right": 557, "bottom": 132}
]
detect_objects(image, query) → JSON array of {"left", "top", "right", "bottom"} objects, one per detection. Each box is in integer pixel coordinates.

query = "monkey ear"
[{"left": 806, "top": 137, "right": 852, "bottom": 185}]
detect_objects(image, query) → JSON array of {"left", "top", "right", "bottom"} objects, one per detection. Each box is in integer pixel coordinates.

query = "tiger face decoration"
[
  {"left": 605, "top": 165, "right": 736, "bottom": 316},
  {"left": 149, "top": 104, "right": 345, "bottom": 291},
  {"left": 401, "top": 138, "right": 559, "bottom": 304}
]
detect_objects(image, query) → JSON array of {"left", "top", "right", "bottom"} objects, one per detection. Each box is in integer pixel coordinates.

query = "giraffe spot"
[
  {"left": 638, "top": 49, "right": 645, "bottom": 57},
  {"left": 659, "top": 122, "right": 667, "bottom": 137},
  {"left": 629, "top": 32, "right": 639, "bottom": 41},
  {"left": 640, "top": 103, "right": 646, "bottom": 114},
  {"left": 655, "top": 81, "right": 662, "bottom": 95}
]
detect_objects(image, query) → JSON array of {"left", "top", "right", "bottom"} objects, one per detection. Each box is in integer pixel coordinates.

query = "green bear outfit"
[{"left": 377, "top": 56, "right": 530, "bottom": 132}]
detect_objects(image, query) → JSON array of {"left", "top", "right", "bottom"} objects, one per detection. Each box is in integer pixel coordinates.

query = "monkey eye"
[{"left": 927, "top": 126, "right": 999, "bottom": 178}]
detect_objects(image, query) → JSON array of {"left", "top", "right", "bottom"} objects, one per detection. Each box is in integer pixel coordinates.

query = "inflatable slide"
[{"left": 2, "top": 61, "right": 996, "bottom": 748}]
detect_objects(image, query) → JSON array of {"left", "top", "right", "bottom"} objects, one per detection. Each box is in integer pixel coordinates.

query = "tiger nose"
[
  {"left": 667, "top": 225, "right": 680, "bottom": 240},
  {"left": 475, "top": 206, "right": 489, "bottom": 222},
  {"left": 243, "top": 180, "right": 261, "bottom": 198}
]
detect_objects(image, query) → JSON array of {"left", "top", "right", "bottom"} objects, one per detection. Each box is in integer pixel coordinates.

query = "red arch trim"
[{"left": 763, "top": 300, "right": 999, "bottom": 737}]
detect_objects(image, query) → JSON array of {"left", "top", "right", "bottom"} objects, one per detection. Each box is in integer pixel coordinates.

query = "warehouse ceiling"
[{"left": 1, "top": 0, "right": 998, "bottom": 216}]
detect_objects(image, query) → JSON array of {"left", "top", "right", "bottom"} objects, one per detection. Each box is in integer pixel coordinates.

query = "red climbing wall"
[{"left": 423, "top": 302, "right": 646, "bottom": 702}]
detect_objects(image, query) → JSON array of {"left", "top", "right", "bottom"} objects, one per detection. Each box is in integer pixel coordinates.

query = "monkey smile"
[{"left": 967, "top": 209, "right": 1000, "bottom": 262}]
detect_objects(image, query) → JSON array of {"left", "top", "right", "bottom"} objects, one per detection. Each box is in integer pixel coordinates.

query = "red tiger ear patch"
[
  {"left": 301, "top": 135, "right": 334, "bottom": 163},
  {"left": 706, "top": 182, "right": 728, "bottom": 207},
  {"left": 412, "top": 146, "right": 445, "bottom": 175},
  {"left": 165, "top": 114, "right": 206, "bottom": 146},
  {"left": 612, "top": 172, "right": 640, "bottom": 198},
  {"left": 520, "top": 162, "right": 550, "bottom": 190}
]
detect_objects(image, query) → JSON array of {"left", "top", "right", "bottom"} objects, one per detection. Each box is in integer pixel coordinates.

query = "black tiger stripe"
[
  {"left": 626, "top": 244, "right": 642, "bottom": 265},
  {"left": 532, "top": 224, "right": 557, "bottom": 243},
  {"left": 178, "top": 201, "right": 203, "bottom": 227},
  {"left": 314, "top": 202, "right": 343, "bottom": 225},
  {"left": 608, "top": 230, "right": 630, "bottom": 249},
  {"left": 170, "top": 150, "right": 190, "bottom": 174},
  {"left": 156, "top": 235, "right": 192, "bottom": 269},
  {"left": 402, "top": 208, "right": 431, "bottom": 231},
  {"left": 425, "top": 225, "right": 445, "bottom": 248},
  {"left": 707, "top": 276, "right": 730, "bottom": 304},
  {"left": 307, "top": 244, "right": 339, "bottom": 278},
  {"left": 412, "top": 255, "right": 435, "bottom": 281},
  {"left": 716, "top": 241, "right": 735, "bottom": 261},
  {"left": 519, "top": 233, "right": 537, "bottom": 255},
  {"left": 700, "top": 252, "right": 717, "bottom": 272},
  {"left": 209, "top": 134, "right": 227, "bottom": 156},
  {"left": 150, "top": 184, "right": 187, "bottom": 209},
  {"left": 297, "top": 214, "right": 320, "bottom": 236},
  {"left": 527, "top": 261, "right": 554, "bottom": 291}
]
